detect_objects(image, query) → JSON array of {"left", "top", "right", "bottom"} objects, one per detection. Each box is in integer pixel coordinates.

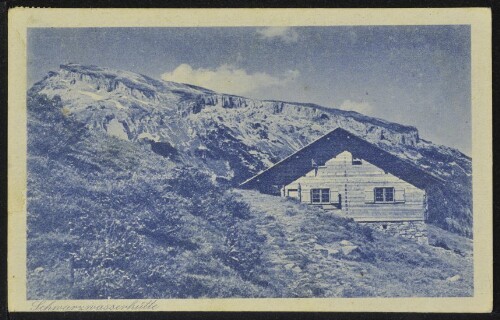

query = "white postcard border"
[{"left": 8, "top": 8, "right": 493, "bottom": 312}]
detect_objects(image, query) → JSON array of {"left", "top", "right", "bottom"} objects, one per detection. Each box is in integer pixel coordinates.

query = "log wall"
[{"left": 284, "top": 151, "right": 426, "bottom": 222}]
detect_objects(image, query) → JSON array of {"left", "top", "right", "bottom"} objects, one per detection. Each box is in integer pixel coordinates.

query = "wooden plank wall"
[{"left": 284, "top": 151, "right": 425, "bottom": 222}]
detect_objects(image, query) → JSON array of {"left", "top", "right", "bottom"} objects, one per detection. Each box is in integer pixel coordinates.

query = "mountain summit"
[{"left": 29, "top": 64, "right": 472, "bottom": 237}]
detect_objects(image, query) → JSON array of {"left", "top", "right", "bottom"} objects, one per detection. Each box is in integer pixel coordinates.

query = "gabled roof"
[{"left": 240, "top": 128, "right": 443, "bottom": 192}]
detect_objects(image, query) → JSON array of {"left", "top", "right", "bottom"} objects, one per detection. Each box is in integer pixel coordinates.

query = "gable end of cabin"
[{"left": 239, "top": 129, "right": 439, "bottom": 244}]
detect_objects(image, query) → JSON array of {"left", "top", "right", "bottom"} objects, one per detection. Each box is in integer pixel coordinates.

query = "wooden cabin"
[{"left": 240, "top": 128, "right": 443, "bottom": 244}]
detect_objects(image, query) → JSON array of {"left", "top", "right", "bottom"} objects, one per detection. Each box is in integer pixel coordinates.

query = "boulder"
[
  {"left": 284, "top": 263, "right": 294, "bottom": 270},
  {"left": 328, "top": 249, "right": 340, "bottom": 256},
  {"left": 292, "top": 266, "right": 302, "bottom": 273},
  {"left": 341, "top": 245, "right": 359, "bottom": 255},
  {"left": 314, "top": 244, "right": 325, "bottom": 250},
  {"left": 446, "top": 275, "right": 461, "bottom": 282},
  {"left": 340, "top": 240, "right": 354, "bottom": 246}
]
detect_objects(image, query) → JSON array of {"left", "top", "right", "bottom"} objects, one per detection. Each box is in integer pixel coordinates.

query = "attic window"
[{"left": 352, "top": 158, "right": 362, "bottom": 165}]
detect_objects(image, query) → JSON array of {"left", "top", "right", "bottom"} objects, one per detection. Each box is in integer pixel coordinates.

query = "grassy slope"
[
  {"left": 27, "top": 94, "right": 473, "bottom": 299},
  {"left": 27, "top": 95, "right": 272, "bottom": 299},
  {"left": 27, "top": 135, "right": 272, "bottom": 299},
  {"left": 234, "top": 190, "right": 473, "bottom": 297},
  {"left": 427, "top": 224, "right": 472, "bottom": 258}
]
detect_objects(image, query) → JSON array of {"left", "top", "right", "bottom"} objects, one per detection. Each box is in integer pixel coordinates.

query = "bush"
[
  {"left": 432, "top": 239, "right": 451, "bottom": 251},
  {"left": 26, "top": 100, "right": 269, "bottom": 298}
]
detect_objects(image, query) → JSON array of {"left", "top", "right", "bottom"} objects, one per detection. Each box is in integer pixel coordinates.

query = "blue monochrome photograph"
[{"left": 26, "top": 26, "right": 473, "bottom": 299}]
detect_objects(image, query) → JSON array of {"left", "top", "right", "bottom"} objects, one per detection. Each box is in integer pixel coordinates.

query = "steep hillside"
[
  {"left": 27, "top": 96, "right": 267, "bottom": 298},
  {"left": 27, "top": 95, "right": 472, "bottom": 298},
  {"left": 28, "top": 64, "right": 472, "bottom": 237},
  {"left": 30, "top": 64, "right": 473, "bottom": 236},
  {"left": 234, "top": 190, "right": 472, "bottom": 297}
]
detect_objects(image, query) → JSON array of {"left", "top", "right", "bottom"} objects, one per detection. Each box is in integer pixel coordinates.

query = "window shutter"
[
  {"left": 364, "top": 188, "right": 375, "bottom": 203},
  {"left": 395, "top": 188, "right": 406, "bottom": 203},
  {"left": 330, "top": 190, "right": 339, "bottom": 203}
]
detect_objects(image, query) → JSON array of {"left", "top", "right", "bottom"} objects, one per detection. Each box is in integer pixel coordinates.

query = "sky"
[{"left": 28, "top": 26, "right": 471, "bottom": 155}]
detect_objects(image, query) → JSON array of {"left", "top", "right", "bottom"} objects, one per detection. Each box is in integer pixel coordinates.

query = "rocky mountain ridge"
[{"left": 28, "top": 64, "right": 472, "bottom": 237}]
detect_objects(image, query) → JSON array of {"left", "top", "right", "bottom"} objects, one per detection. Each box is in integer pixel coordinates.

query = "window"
[
  {"left": 352, "top": 157, "right": 362, "bottom": 165},
  {"left": 311, "top": 188, "right": 330, "bottom": 203},
  {"left": 374, "top": 187, "right": 395, "bottom": 203},
  {"left": 385, "top": 188, "right": 394, "bottom": 202},
  {"left": 321, "top": 189, "right": 330, "bottom": 203},
  {"left": 311, "top": 189, "right": 321, "bottom": 203}
]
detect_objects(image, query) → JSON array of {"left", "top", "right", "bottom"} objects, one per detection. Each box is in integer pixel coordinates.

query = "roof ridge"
[
  {"left": 239, "top": 127, "right": 347, "bottom": 187},
  {"left": 240, "top": 128, "right": 443, "bottom": 190}
]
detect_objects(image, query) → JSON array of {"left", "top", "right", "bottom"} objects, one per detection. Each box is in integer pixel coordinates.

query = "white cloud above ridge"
[
  {"left": 161, "top": 64, "right": 300, "bottom": 96},
  {"left": 256, "top": 27, "right": 299, "bottom": 43},
  {"left": 338, "top": 100, "right": 374, "bottom": 115}
]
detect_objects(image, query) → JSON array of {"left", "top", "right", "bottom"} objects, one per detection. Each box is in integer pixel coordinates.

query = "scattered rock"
[
  {"left": 341, "top": 245, "right": 359, "bottom": 255},
  {"left": 340, "top": 240, "right": 354, "bottom": 246},
  {"left": 314, "top": 244, "right": 325, "bottom": 250},
  {"left": 328, "top": 249, "right": 340, "bottom": 256},
  {"left": 446, "top": 275, "right": 461, "bottom": 282},
  {"left": 314, "top": 244, "right": 340, "bottom": 257},
  {"left": 417, "top": 238, "right": 428, "bottom": 245},
  {"left": 304, "top": 237, "right": 317, "bottom": 244},
  {"left": 292, "top": 266, "right": 302, "bottom": 273}
]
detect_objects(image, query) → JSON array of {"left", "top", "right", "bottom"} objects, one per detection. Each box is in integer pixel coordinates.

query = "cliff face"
[{"left": 28, "top": 64, "right": 472, "bottom": 237}]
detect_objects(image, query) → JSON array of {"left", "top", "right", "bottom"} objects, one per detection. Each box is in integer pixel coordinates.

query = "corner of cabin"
[{"left": 238, "top": 129, "right": 438, "bottom": 244}]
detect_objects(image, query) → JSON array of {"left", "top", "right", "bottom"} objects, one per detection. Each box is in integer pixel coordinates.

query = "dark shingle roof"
[{"left": 240, "top": 128, "right": 443, "bottom": 192}]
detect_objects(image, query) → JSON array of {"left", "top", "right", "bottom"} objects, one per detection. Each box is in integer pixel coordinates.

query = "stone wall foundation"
[{"left": 359, "top": 221, "right": 428, "bottom": 245}]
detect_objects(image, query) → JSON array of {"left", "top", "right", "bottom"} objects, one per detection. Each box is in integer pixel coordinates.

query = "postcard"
[{"left": 8, "top": 8, "right": 492, "bottom": 312}]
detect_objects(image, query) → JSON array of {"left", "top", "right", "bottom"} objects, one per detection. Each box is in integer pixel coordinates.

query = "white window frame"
[
  {"left": 374, "top": 187, "right": 395, "bottom": 203},
  {"left": 311, "top": 188, "right": 330, "bottom": 204}
]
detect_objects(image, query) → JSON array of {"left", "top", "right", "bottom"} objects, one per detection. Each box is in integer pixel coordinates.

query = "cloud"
[
  {"left": 256, "top": 27, "right": 299, "bottom": 43},
  {"left": 161, "top": 64, "right": 299, "bottom": 96},
  {"left": 338, "top": 100, "right": 374, "bottom": 115}
]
